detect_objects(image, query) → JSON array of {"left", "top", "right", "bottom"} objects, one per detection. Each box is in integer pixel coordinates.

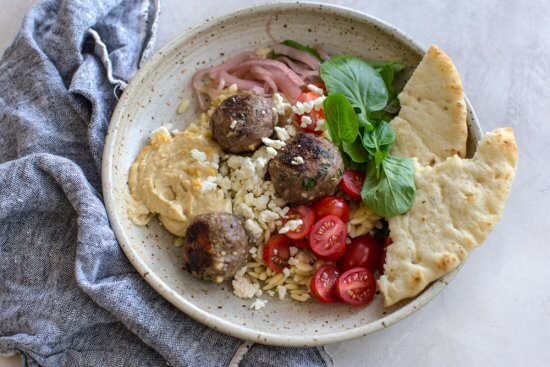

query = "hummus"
[{"left": 127, "top": 121, "right": 232, "bottom": 237}]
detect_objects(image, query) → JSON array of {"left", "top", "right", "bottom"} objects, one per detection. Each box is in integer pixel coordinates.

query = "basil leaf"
[
  {"left": 343, "top": 136, "right": 370, "bottom": 163},
  {"left": 362, "top": 120, "right": 395, "bottom": 176},
  {"left": 361, "top": 156, "right": 416, "bottom": 217},
  {"left": 281, "top": 40, "right": 322, "bottom": 61},
  {"left": 320, "top": 56, "right": 389, "bottom": 130},
  {"left": 323, "top": 92, "right": 359, "bottom": 146},
  {"left": 367, "top": 60, "right": 406, "bottom": 74}
]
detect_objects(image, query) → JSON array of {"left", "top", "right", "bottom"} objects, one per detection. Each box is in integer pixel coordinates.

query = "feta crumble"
[
  {"left": 279, "top": 219, "right": 303, "bottom": 234},
  {"left": 230, "top": 119, "right": 238, "bottom": 129},
  {"left": 289, "top": 246, "right": 299, "bottom": 257},
  {"left": 290, "top": 156, "right": 305, "bottom": 166},
  {"left": 299, "top": 115, "right": 312, "bottom": 128},
  {"left": 283, "top": 267, "right": 291, "bottom": 277},
  {"left": 190, "top": 149, "right": 207, "bottom": 163},
  {"left": 274, "top": 126, "right": 290, "bottom": 142},
  {"left": 261, "top": 137, "right": 286, "bottom": 149},
  {"left": 250, "top": 298, "right": 268, "bottom": 310},
  {"left": 232, "top": 267, "right": 260, "bottom": 299},
  {"left": 272, "top": 93, "right": 291, "bottom": 115},
  {"left": 307, "top": 83, "right": 325, "bottom": 95}
]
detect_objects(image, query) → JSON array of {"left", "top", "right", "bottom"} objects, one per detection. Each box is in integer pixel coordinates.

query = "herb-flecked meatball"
[
  {"left": 268, "top": 133, "right": 344, "bottom": 204},
  {"left": 210, "top": 91, "right": 277, "bottom": 153},
  {"left": 183, "top": 213, "right": 248, "bottom": 283}
]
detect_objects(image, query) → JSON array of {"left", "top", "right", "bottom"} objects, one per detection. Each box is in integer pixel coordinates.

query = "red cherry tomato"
[
  {"left": 341, "top": 170, "right": 364, "bottom": 200},
  {"left": 263, "top": 235, "right": 291, "bottom": 273},
  {"left": 313, "top": 196, "right": 350, "bottom": 222},
  {"left": 338, "top": 235, "right": 382, "bottom": 273},
  {"left": 310, "top": 265, "right": 340, "bottom": 303},
  {"left": 296, "top": 91, "right": 325, "bottom": 134},
  {"left": 336, "top": 267, "right": 376, "bottom": 306},
  {"left": 309, "top": 215, "right": 347, "bottom": 261},
  {"left": 281, "top": 205, "right": 315, "bottom": 240},
  {"left": 292, "top": 239, "right": 310, "bottom": 250}
]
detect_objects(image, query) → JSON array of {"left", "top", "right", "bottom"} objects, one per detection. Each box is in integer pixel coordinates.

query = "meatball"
[
  {"left": 268, "top": 133, "right": 344, "bottom": 204},
  {"left": 210, "top": 91, "right": 277, "bottom": 153},
  {"left": 183, "top": 213, "right": 248, "bottom": 283}
]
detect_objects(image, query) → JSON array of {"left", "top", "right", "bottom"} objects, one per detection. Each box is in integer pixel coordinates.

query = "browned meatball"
[
  {"left": 210, "top": 91, "right": 277, "bottom": 153},
  {"left": 268, "top": 133, "right": 344, "bottom": 204},
  {"left": 183, "top": 213, "right": 248, "bottom": 283}
]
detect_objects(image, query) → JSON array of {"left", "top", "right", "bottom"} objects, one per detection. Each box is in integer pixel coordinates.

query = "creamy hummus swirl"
[{"left": 127, "top": 123, "right": 232, "bottom": 237}]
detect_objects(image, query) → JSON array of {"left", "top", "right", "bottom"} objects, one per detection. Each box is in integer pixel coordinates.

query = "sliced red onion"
[
  {"left": 192, "top": 67, "right": 211, "bottom": 111},
  {"left": 273, "top": 43, "right": 320, "bottom": 70},
  {"left": 249, "top": 66, "right": 278, "bottom": 93},
  {"left": 314, "top": 44, "right": 331, "bottom": 61}
]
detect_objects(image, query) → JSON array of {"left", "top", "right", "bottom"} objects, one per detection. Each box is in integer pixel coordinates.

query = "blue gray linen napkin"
[{"left": 0, "top": 1, "right": 333, "bottom": 366}]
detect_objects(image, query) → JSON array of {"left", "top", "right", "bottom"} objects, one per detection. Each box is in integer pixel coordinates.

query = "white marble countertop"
[{"left": 1, "top": 1, "right": 549, "bottom": 366}]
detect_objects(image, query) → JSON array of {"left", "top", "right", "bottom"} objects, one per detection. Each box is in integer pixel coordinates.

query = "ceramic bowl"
[{"left": 102, "top": 2, "right": 481, "bottom": 346}]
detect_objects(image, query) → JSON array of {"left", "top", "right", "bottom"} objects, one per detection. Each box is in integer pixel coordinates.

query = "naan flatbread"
[
  {"left": 391, "top": 45, "right": 467, "bottom": 166},
  {"left": 378, "top": 128, "right": 518, "bottom": 306}
]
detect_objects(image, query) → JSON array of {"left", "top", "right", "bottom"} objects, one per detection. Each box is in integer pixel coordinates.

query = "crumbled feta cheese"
[
  {"left": 283, "top": 267, "right": 291, "bottom": 277},
  {"left": 307, "top": 84, "right": 325, "bottom": 95},
  {"left": 233, "top": 270, "right": 260, "bottom": 299},
  {"left": 290, "top": 156, "right": 305, "bottom": 166},
  {"left": 289, "top": 246, "right": 299, "bottom": 257},
  {"left": 299, "top": 115, "right": 312, "bottom": 128},
  {"left": 267, "top": 290, "right": 275, "bottom": 297},
  {"left": 284, "top": 124, "right": 297, "bottom": 137},
  {"left": 250, "top": 298, "right": 268, "bottom": 310},
  {"left": 276, "top": 285, "right": 287, "bottom": 300},
  {"left": 291, "top": 95, "right": 326, "bottom": 115},
  {"left": 249, "top": 247, "right": 257, "bottom": 255},
  {"left": 244, "top": 219, "right": 263, "bottom": 240},
  {"left": 261, "top": 137, "right": 286, "bottom": 149},
  {"left": 190, "top": 149, "right": 207, "bottom": 163},
  {"left": 279, "top": 219, "right": 303, "bottom": 234},
  {"left": 272, "top": 93, "right": 291, "bottom": 115},
  {"left": 230, "top": 119, "right": 238, "bottom": 129},
  {"left": 265, "top": 146, "right": 278, "bottom": 158},
  {"left": 236, "top": 203, "right": 255, "bottom": 219},
  {"left": 274, "top": 126, "right": 290, "bottom": 142},
  {"left": 200, "top": 180, "right": 217, "bottom": 193},
  {"left": 313, "top": 95, "right": 326, "bottom": 111}
]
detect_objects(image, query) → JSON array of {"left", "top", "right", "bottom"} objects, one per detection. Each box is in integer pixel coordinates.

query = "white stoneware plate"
[{"left": 102, "top": 2, "right": 481, "bottom": 346}]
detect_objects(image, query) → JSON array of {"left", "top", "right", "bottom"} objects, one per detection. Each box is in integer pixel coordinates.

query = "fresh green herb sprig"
[{"left": 320, "top": 56, "right": 416, "bottom": 217}]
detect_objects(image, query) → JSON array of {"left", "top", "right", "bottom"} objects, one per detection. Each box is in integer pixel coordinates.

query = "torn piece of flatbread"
[
  {"left": 378, "top": 128, "right": 518, "bottom": 306},
  {"left": 390, "top": 45, "right": 467, "bottom": 166}
]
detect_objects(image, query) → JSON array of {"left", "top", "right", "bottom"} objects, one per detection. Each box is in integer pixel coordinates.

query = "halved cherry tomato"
[
  {"left": 292, "top": 239, "right": 310, "bottom": 250},
  {"left": 263, "top": 235, "right": 291, "bottom": 273},
  {"left": 309, "top": 215, "right": 347, "bottom": 261},
  {"left": 313, "top": 196, "right": 350, "bottom": 222},
  {"left": 310, "top": 265, "right": 340, "bottom": 303},
  {"left": 336, "top": 267, "right": 376, "bottom": 306},
  {"left": 338, "top": 235, "right": 382, "bottom": 273},
  {"left": 341, "top": 170, "right": 364, "bottom": 200},
  {"left": 282, "top": 205, "right": 315, "bottom": 240},
  {"left": 296, "top": 91, "right": 325, "bottom": 134}
]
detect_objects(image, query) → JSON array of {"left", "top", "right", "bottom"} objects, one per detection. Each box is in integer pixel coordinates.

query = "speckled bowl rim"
[{"left": 102, "top": 1, "right": 482, "bottom": 347}]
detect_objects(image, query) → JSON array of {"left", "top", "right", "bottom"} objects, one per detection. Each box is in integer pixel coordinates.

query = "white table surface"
[{"left": 1, "top": 1, "right": 549, "bottom": 366}]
